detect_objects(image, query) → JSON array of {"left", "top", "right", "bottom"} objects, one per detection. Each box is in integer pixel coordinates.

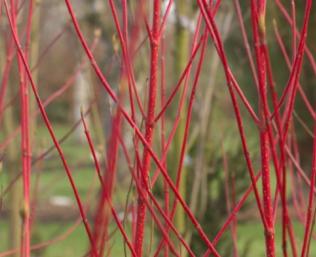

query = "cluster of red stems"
[{"left": 0, "top": 0, "right": 316, "bottom": 257}]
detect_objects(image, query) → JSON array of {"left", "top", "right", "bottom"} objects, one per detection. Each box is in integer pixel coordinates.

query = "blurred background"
[{"left": 0, "top": 1, "right": 316, "bottom": 256}]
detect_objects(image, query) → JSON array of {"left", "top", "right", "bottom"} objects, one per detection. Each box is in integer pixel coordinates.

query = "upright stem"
[
  {"left": 301, "top": 124, "right": 316, "bottom": 257},
  {"left": 11, "top": 0, "right": 33, "bottom": 256},
  {"left": 3, "top": 1, "right": 99, "bottom": 255},
  {"left": 134, "top": 1, "right": 160, "bottom": 256},
  {"left": 160, "top": 36, "right": 169, "bottom": 257},
  {"left": 62, "top": 2, "right": 220, "bottom": 255},
  {"left": 3, "top": 72, "right": 21, "bottom": 257},
  {"left": 172, "top": 0, "right": 190, "bottom": 241},
  {"left": 28, "top": 0, "right": 40, "bottom": 145},
  {"left": 0, "top": 25, "right": 21, "bottom": 257},
  {"left": 251, "top": 1, "right": 275, "bottom": 256}
]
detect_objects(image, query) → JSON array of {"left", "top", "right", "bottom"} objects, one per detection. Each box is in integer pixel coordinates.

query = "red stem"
[
  {"left": 10, "top": 0, "right": 33, "bottom": 255},
  {"left": 250, "top": 2, "right": 276, "bottom": 256},
  {"left": 197, "top": 0, "right": 268, "bottom": 229},
  {"left": 134, "top": 1, "right": 161, "bottom": 255},
  {"left": 3, "top": 1, "right": 99, "bottom": 256}
]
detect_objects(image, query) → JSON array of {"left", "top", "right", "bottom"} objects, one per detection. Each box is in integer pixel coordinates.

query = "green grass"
[
  {"left": 1, "top": 219, "right": 315, "bottom": 256},
  {"left": 1, "top": 125, "right": 315, "bottom": 256},
  {"left": 237, "top": 221, "right": 316, "bottom": 257},
  {"left": 0, "top": 220, "right": 131, "bottom": 257}
]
